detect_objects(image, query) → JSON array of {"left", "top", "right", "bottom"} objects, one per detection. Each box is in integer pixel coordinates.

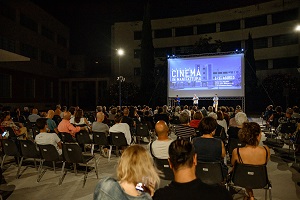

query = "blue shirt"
[{"left": 47, "top": 118, "right": 57, "bottom": 132}]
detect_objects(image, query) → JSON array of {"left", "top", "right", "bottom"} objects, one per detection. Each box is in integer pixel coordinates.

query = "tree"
[
  {"left": 108, "top": 81, "right": 139, "bottom": 106},
  {"left": 193, "top": 36, "right": 222, "bottom": 54}
]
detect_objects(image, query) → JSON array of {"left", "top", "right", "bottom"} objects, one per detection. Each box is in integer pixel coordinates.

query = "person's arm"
[
  {"left": 54, "top": 127, "right": 59, "bottom": 134},
  {"left": 57, "top": 141, "right": 62, "bottom": 149},
  {"left": 67, "top": 123, "right": 81, "bottom": 137},
  {"left": 264, "top": 145, "right": 271, "bottom": 162},
  {"left": 221, "top": 141, "right": 226, "bottom": 158},
  {"left": 231, "top": 148, "right": 238, "bottom": 167}
]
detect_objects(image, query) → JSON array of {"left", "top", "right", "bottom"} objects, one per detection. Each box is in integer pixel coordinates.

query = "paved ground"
[{"left": 0, "top": 117, "right": 300, "bottom": 200}]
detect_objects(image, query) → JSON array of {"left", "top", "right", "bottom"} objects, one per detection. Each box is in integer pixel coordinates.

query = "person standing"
[
  {"left": 193, "top": 94, "right": 199, "bottom": 107},
  {"left": 174, "top": 95, "right": 180, "bottom": 107},
  {"left": 213, "top": 94, "right": 218, "bottom": 112}
]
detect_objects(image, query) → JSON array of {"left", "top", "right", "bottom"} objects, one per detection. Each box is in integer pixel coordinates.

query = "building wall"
[
  {"left": 111, "top": 0, "right": 300, "bottom": 85},
  {"left": 0, "top": 0, "right": 70, "bottom": 108}
]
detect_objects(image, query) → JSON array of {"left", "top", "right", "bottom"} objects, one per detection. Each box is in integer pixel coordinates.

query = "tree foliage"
[
  {"left": 108, "top": 81, "right": 139, "bottom": 106},
  {"left": 193, "top": 36, "right": 222, "bottom": 54}
]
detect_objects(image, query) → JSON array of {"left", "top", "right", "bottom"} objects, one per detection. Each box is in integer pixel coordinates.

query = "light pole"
[{"left": 117, "top": 49, "right": 125, "bottom": 106}]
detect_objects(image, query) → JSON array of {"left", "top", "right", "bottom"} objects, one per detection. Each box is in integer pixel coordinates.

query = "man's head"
[
  {"left": 63, "top": 111, "right": 71, "bottom": 120},
  {"left": 286, "top": 108, "right": 293, "bottom": 118},
  {"left": 36, "top": 118, "right": 47, "bottom": 131},
  {"left": 123, "top": 108, "right": 129, "bottom": 116},
  {"left": 96, "top": 112, "right": 105, "bottom": 122},
  {"left": 168, "top": 139, "right": 196, "bottom": 171},
  {"left": 155, "top": 120, "right": 169, "bottom": 139},
  {"left": 32, "top": 108, "right": 38, "bottom": 114},
  {"left": 179, "top": 112, "right": 190, "bottom": 124}
]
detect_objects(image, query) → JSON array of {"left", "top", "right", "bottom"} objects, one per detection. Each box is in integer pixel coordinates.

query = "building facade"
[{"left": 111, "top": 0, "right": 300, "bottom": 86}]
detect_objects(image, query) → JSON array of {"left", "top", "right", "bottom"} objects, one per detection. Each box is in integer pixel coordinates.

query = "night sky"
[{"left": 32, "top": 0, "right": 270, "bottom": 58}]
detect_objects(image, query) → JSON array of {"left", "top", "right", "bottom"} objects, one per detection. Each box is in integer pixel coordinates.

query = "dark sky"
[{"left": 32, "top": 0, "right": 270, "bottom": 58}]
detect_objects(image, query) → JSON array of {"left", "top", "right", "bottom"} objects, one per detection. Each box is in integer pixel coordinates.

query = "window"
[
  {"left": 134, "top": 49, "right": 141, "bottom": 59},
  {"left": 0, "top": 73, "right": 11, "bottom": 98},
  {"left": 255, "top": 60, "right": 268, "bottom": 70},
  {"left": 134, "top": 31, "right": 142, "bottom": 40},
  {"left": 244, "top": 15, "right": 267, "bottom": 28},
  {"left": 41, "top": 26, "right": 54, "bottom": 41},
  {"left": 175, "top": 46, "right": 194, "bottom": 55},
  {"left": 273, "top": 57, "right": 298, "bottom": 69},
  {"left": 175, "top": 26, "right": 193, "bottom": 37},
  {"left": 272, "top": 9, "right": 298, "bottom": 24},
  {"left": 57, "top": 34, "right": 67, "bottom": 47},
  {"left": 272, "top": 34, "right": 298, "bottom": 47},
  {"left": 220, "top": 20, "right": 240, "bottom": 32},
  {"left": 154, "top": 29, "right": 172, "bottom": 38},
  {"left": 197, "top": 24, "right": 216, "bottom": 34},
  {"left": 0, "top": 2, "right": 16, "bottom": 20},
  {"left": 24, "top": 78, "right": 35, "bottom": 98},
  {"left": 0, "top": 35, "right": 15, "bottom": 53},
  {"left": 41, "top": 51, "right": 54, "bottom": 65},
  {"left": 245, "top": 37, "right": 268, "bottom": 49},
  {"left": 20, "top": 13, "right": 38, "bottom": 32},
  {"left": 134, "top": 67, "right": 141, "bottom": 76},
  {"left": 221, "top": 41, "right": 241, "bottom": 52},
  {"left": 154, "top": 47, "right": 172, "bottom": 57},
  {"left": 20, "top": 43, "right": 38, "bottom": 59},
  {"left": 57, "top": 57, "right": 67, "bottom": 68}
]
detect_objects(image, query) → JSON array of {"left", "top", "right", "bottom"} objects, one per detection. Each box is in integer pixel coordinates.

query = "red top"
[{"left": 189, "top": 119, "right": 201, "bottom": 128}]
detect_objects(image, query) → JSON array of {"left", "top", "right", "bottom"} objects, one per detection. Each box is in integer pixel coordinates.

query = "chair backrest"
[
  {"left": 62, "top": 143, "right": 84, "bottom": 163},
  {"left": 76, "top": 130, "right": 92, "bottom": 145},
  {"left": 154, "top": 158, "right": 174, "bottom": 180},
  {"left": 4, "top": 127, "right": 17, "bottom": 138},
  {"left": 93, "top": 132, "right": 109, "bottom": 146},
  {"left": 38, "top": 144, "right": 60, "bottom": 161},
  {"left": 228, "top": 138, "right": 246, "bottom": 156},
  {"left": 32, "top": 126, "right": 40, "bottom": 139},
  {"left": 135, "top": 123, "right": 149, "bottom": 137},
  {"left": 60, "top": 132, "right": 75, "bottom": 143},
  {"left": 19, "top": 140, "right": 40, "bottom": 158},
  {"left": 295, "top": 131, "right": 300, "bottom": 145},
  {"left": 232, "top": 163, "right": 270, "bottom": 189},
  {"left": 196, "top": 162, "right": 224, "bottom": 185},
  {"left": 1, "top": 139, "right": 20, "bottom": 157},
  {"left": 110, "top": 132, "right": 127, "bottom": 146},
  {"left": 280, "top": 120, "right": 297, "bottom": 134}
]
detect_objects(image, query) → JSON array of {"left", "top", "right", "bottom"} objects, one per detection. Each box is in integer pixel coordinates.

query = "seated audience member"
[
  {"left": 200, "top": 107, "right": 208, "bottom": 117},
  {"left": 220, "top": 106, "right": 230, "bottom": 127},
  {"left": 207, "top": 106, "right": 214, "bottom": 115},
  {"left": 12, "top": 108, "right": 26, "bottom": 124},
  {"left": 35, "top": 118, "right": 62, "bottom": 155},
  {"left": 1, "top": 111, "right": 28, "bottom": 138},
  {"left": 229, "top": 105, "right": 243, "bottom": 127},
  {"left": 109, "top": 114, "right": 132, "bottom": 145},
  {"left": 227, "top": 112, "right": 248, "bottom": 140},
  {"left": 277, "top": 108, "right": 298, "bottom": 136},
  {"left": 92, "top": 112, "right": 109, "bottom": 135},
  {"left": 189, "top": 111, "right": 203, "bottom": 129},
  {"left": 60, "top": 106, "right": 68, "bottom": 118},
  {"left": 46, "top": 110, "right": 59, "bottom": 134},
  {"left": 70, "top": 109, "right": 90, "bottom": 128},
  {"left": 154, "top": 107, "right": 170, "bottom": 124},
  {"left": 193, "top": 117, "right": 227, "bottom": 176},
  {"left": 263, "top": 105, "right": 274, "bottom": 121},
  {"left": 108, "top": 107, "right": 117, "bottom": 121},
  {"left": 149, "top": 120, "right": 173, "bottom": 159},
  {"left": 121, "top": 107, "right": 135, "bottom": 128},
  {"left": 267, "top": 106, "right": 284, "bottom": 129},
  {"left": 68, "top": 106, "right": 76, "bottom": 119},
  {"left": 94, "top": 145, "right": 160, "bottom": 199},
  {"left": 54, "top": 104, "right": 62, "bottom": 116},
  {"left": 153, "top": 140, "right": 232, "bottom": 200},
  {"left": 143, "top": 110, "right": 155, "bottom": 130},
  {"left": 216, "top": 110, "right": 228, "bottom": 134},
  {"left": 174, "top": 112, "right": 196, "bottom": 140},
  {"left": 28, "top": 108, "right": 41, "bottom": 123},
  {"left": 292, "top": 106, "right": 300, "bottom": 119},
  {"left": 57, "top": 112, "right": 86, "bottom": 137},
  {"left": 231, "top": 122, "right": 270, "bottom": 200},
  {"left": 208, "top": 112, "right": 226, "bottom": 140}
]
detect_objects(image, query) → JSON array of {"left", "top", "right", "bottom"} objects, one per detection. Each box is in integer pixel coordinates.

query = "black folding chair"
[
  {"left": 17, "top": 140, "right": 41, "bottom": 179},
  {"left": 1, "top": 139, "right": 20, "bottom": 169},
  {"left": 109, "top": 132, "right": 128, "bottom": 162},
  {"left": 60, "top": 132, "right": 76, "bottom": 143},
  {"left": 135, "top": 123, "right": 150, "bottom": 144},
  {"left": 232, "top": 163, "right": 272, "bottom": 200},
  {"left": 93, "top": 132, "right": 111, "bottom": 161},
  {"left": 196, "top": 162, "right": 225, "bottom": 185},
  {"left": 76, "top": 130, "right": 93, "bottom": 153},
  {"left": 60, "top": 143, "right": 98, "bottom": 187},
  {"left": 154, "top": 158, "right": 174, "bottom": 180},
  {"left": 38, "top": 144, "right": 63, "bottom": 183},
  {"left": 227, "top": 138, "right": 246, "bottom": 158},
  {"left": 31, "top": 126, "right": 40, "bottom": 140}
]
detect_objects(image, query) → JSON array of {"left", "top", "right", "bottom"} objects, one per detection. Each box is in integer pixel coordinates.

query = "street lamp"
[
  {"left": 295, "top": 25, "right": 300, "bottom": 32},
  {"left": 117, "top": 49, "right": 125, "bottom": 106}
]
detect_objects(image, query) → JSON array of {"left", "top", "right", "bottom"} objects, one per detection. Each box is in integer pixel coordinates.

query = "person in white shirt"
[
  {"left": 109, "top": 114, "right": 131, "bottom": 145},
  {"left": 149, "top": 120, "right": 173, "bottom": 159},
  {"left": 35, "top": 118, "right": 62, "bottom": 155},
  {"left": 213, "top": 94, "right": 219, "bottom": 112},
  {"left": 193, "top": 94, "right": 199, "bottom": 107}
]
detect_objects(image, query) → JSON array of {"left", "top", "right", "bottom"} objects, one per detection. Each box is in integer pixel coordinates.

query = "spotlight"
[
  {"left": 241, "top": 49, "right": 244, "bottom": 52},
  {"left": 235, "top": 49, "right": 238, "bottom": 52}
]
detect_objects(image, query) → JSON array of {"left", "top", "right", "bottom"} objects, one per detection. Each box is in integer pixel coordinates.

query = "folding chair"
[
  {"left": 60, "top": 143, "right": 98, "bottom": 187},
  {"left": 109, "top": 132, "right": 128, "bottom": 162},
  {"left": 60, "top": 132, "right": 76, "bottom": 143},
  {"left": 38, "top": 144, "right": 63, "bottom": 183},
  {"left": 154, "top": 158, "right": 174, "bottom": 180},
  {"left": 1, "top": 139, "right": 20, "bottom": 169},
  {"left": 93, "top": 132, "right": 111, "bottom": 161},
  {"left": 227, "top": 138, "right": 246, "bottom": 158},
  {"left": 196, "top": 162, "right": 224, "bottom": 185},
  {"left": 17, "top": 140, "right": 42, "bottom": 179},
  {"left": 231, "top": 163, "right": 272, "bottom": 200},
  {"left": 135, "top": 123, "right": 151, "bottom": 144},
  {"left": 75, "top": 130, "right": 93, "bottom": 153}
]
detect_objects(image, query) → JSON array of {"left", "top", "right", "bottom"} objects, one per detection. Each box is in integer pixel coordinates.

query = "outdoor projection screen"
[{"left": 168, "top": 53, "right": 244, "bottom": 98}]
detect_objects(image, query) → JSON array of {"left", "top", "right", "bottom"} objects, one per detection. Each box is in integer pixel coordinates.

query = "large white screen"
[{"left": 168, "top": 54, "right": 244, "bottom": 98}]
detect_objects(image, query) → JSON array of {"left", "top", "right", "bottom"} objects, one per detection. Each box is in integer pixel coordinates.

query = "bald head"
[
  {"left": 96, "top": 112, "right": 104, "bottom": 122},
  {"left": 155, "top": 120, "right": 169, "bottom": 139},
  {"left": 63, "top": 111, "right": 71, "bottom": 120}
]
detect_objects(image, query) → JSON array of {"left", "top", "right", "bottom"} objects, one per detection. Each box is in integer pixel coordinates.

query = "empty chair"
[
  {"left": 1, "top": 139, "right": 20, "bottom": 169},
  {"left": 154, "top": 158, "right": 174, "bottom": 180},
  {"left": 109, "top": 132, "right": 128, "bottom": 161},
  {"left": 76, "top": 130, "right": 93, "bottom": 153},
  {"left": 17, "top": 140, "right": 41, "bottom": 179},
  {"left": 60, "top": 143, "right": 98, "bottom": 187},
  {"left": 196, "top": 162, "right": 224, "bottom": 185},
  {"left": 232, "top": 163, "right": 272, "bottom": 200},
  {"left": 60, "top": 132, "right": 76, "bottom": 143},
  {"left": 38, "top": 144, "right": 63, "bottom": 183},
  {"left": 93, "top": 132, "right": 111, "bottom": 161},
  {"left": 135, "top": 123, "right": 150, "bottom": 144}
]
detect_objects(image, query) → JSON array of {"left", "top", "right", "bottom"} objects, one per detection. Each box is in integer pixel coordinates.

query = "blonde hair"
[{"left": 117, "top": 145, "right": 160, "bottom": 188}]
